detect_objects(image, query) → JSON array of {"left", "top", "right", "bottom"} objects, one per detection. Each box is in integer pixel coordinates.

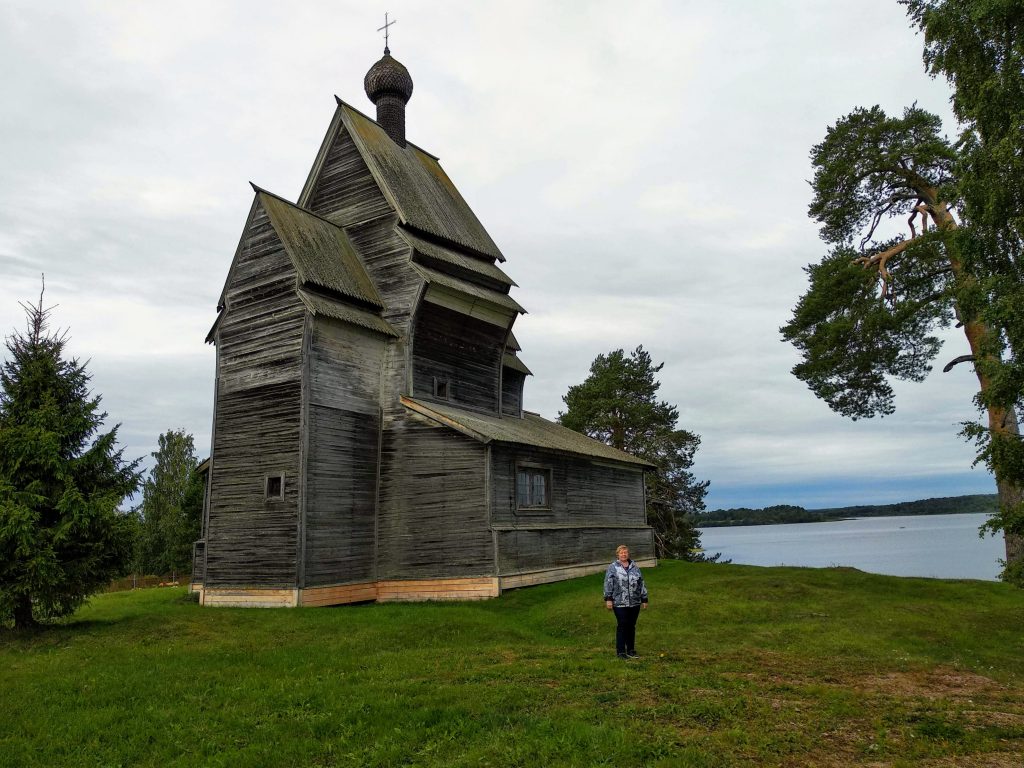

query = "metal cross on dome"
[{"left": 378, "top": 12, "right": 397, "bottom": 53}]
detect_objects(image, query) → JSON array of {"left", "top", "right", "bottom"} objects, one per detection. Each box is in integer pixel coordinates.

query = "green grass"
[{"left": 3, "top": 562, "right": 1024, "bottom": 767}]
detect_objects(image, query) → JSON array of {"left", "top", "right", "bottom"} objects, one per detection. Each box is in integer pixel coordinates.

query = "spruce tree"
[{"left": 0, "top": 286, "right": 140, "bottom": 628}]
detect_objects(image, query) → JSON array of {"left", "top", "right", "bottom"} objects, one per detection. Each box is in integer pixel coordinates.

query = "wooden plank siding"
[
  {"left": 490, "top": 446, "right": 647, "bottom": 526},
  {"left": 216, "top": 203, "right": 307, "bottom": 395},
  {"left": 376, "top": 411, "right": 493, "bottom": 579},
  {"left": 303, "top": 318, "right": 386, "bottom": 587},
  {"left": 495, "top": 527, "right": 655, "bottom": 576},
  {"left": 205, "top": 200, "right": 306, "bottom": 588},
  {"left": 205, "top": 380, "right": 302, "bottom": 586},
  {"left": 411, "top": 302, "right": 505, "bottom": 413},
  {"left": 305, "top": 124, "right": 393, "bottom": 229},
  {"left": 489, "top": 444, "right": 654, "bottom": 574},
  {"left": 302, "top": 123, "right": 420, "bottom": 331},
  {"left": 501, "top": 369, "right": 525, "bottom": 417}
]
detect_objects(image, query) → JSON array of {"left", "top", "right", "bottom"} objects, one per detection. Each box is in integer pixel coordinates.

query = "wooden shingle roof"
[
  {"left": 300, "top": 100, "right": 505, "bottom": 263},
  {"left": 398, "top": 228, "right": 516, "bottom": 289},
  {"left": 257, "top": 188, "right": 384, "bottom": 309},
  {"left": 402, "top": 397, "right": 653, "bottom": 468},
  {"left": 297, "top": 289, "right": 399, "bottom": 338}
]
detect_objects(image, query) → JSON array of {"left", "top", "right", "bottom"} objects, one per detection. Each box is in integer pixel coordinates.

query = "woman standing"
[{"left": 603, "top": 545, "right": 648, "bottom": 658}]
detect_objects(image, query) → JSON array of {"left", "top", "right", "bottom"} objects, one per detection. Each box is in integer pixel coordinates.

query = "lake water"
[{"left": 698, "top": 512, "right": 1005, "bottom": 581}]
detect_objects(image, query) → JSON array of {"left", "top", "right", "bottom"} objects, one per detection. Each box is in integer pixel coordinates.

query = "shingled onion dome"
[{"left": 364, "top": 48, "right": 414, "bottom": 147}]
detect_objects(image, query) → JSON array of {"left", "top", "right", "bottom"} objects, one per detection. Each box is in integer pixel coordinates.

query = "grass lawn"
[{"left": 2, "top": 561, "right": 1023, "bottom": 767}]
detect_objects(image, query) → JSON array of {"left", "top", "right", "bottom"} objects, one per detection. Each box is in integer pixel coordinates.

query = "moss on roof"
[
  {"left": 339, "top": 103, "right": 505, "bottom": 262},
  {"left": 402, "top": 397, "right": 652, "bottom": 467},
  {"left": 297, "top": 289, "right": 399, "bottom": 337},
  {"left": 398, "top": 228, "right": 516, "bottom": 288},
  {"left": 259, "top": 189, "right": 383, "bottom": 308}
]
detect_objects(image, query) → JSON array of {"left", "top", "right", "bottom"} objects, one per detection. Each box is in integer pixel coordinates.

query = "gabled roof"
[
  {"left": 402, "top": 397, "right": 653, "bottom": 468},
  {"left": 297, "top": 289, "right": 399, "bottom": 338},
  {"left": 299, "top": 100, "right": 505, "bottom": 263},
  {"left": 257, "top": 188, "right": 384, "bottom": 309}
]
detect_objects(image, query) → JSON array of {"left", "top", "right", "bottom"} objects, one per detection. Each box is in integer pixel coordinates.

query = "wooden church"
[{"left": 191, "top": 44, "right": 656, "bottom": 607}]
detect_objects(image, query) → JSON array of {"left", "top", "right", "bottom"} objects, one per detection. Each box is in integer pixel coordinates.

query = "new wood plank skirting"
[
  {"left": 499, "top": 559, "right": 658, "bottom": 590},
  {"left": 192, "top": 561, "right": 656, "bottom": 608}
]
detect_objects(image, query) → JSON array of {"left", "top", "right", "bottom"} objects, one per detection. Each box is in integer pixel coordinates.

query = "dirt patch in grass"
[
  {"left": 858, "top": 668, "right": 1006, "bottom": 701},
  {"left": 916, "top": 753, "right": 1024, "bottom": 768}
]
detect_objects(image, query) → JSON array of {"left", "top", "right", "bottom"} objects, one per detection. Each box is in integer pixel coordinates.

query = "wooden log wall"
[
  {"left": 304, "top": 125, "right": 420, "bottom": 334},
  {"left": 191, "top": 541, "right": 205, "bottom": 584},
  {"left": 303, "top": 318, "right": 386, "bottom": 587},
  {"left": 412, "top": 302, "right": 504, "bottom": 413},
  {"left": 495, "top": 527, "right": 655, "bottom": 575},
  {"left": 305, "top": 125, "right": 393, "bottom": 229},
  {"left": 205, "top": 201, "right": 305, "bottom": 588},
  {"left": 302, "top": 123, "right": 424, "bottom": 422},
  {"left": 207, "top": 380, "right": 302, "bottom": 587},
  {"left": 501, "top": 369, "right": 524, "bottom": 417},
  {"left": 489, "top": 445, "right": 654, "bottom": 573},
  {"left": 490, "top": 446, "right": 646, "bottom": 526},
  {"left": 377, "top": 411, "right": 493, "bottom": 579}
]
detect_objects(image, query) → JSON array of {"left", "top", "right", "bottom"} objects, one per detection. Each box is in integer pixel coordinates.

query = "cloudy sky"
[{"left": 0, "top": 0, "right": 996, "bottom": 510}]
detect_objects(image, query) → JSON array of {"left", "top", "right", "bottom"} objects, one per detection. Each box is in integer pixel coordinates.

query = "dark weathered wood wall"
[
  {"left": 489, "top": 445, "right": 653, "bottom": 574},
  {"left": 377, "top": 412, "right": 493, "bottom": 578},
  {"left": 206, "top": 201, "right": 305, "bottom": 587},
  {"left": 412, "top": 302, "right": 504, "bottom": 412},
  {"left": 305, "top": 124, "right": 393, "bottom": 228},
  {"left": 491, "top": 446, "right": 646, "bottom": 525},
  {"left": 302, "top": 123, "right": 422, "bottom": 422},
  {"left": 495, "top": 527, "right": 655, "bottom": 574},
  {"left": 501, "top": 369, "right": 524, "bottom": 417},
  {"left": 303, "top": 318, "right": 386, "bottom": 587}
]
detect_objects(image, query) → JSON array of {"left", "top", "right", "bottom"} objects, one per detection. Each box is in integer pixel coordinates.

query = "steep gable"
[
  {"left": 300, "top": 101, "right": 505, "bottom": 263},
  {"left": 257, "top": 188, "right": 384, "bottom": 309}
]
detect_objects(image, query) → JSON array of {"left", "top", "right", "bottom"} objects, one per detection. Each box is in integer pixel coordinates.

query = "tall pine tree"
[
  {"left": 902, "top": 0, "right": 1024, "bottom": 581},
  {"left": 0, "top": 286, "right": 140, "bottom": 628},
  {"left": 559, "top": 346, "right": 711, "bottom": 560}
]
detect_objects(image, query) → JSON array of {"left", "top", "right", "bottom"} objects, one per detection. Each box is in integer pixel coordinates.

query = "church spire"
[{"left": 364, "top": 15, "right": 414, "bottom": 147}]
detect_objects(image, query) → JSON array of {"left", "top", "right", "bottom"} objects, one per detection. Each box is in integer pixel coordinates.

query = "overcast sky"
[{"left": 0, "top": 0, "right": 998, "bottom": 510}]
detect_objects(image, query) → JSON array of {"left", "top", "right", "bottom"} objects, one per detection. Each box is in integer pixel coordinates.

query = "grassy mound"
[{"left": 2, "top": 562, "right": 1023, "bottom": 766}]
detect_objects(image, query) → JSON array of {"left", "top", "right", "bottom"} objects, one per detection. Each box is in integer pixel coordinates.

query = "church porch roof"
[{"left": 401, "top": 397, "right": 653, "bottom": 468}]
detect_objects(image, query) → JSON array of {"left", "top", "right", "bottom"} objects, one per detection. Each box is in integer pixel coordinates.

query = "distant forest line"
[{"left": 695, "top": 494, "right": 998, "bottom": 528}]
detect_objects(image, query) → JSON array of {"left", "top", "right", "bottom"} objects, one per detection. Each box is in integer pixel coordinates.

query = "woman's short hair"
[{"left": 615, "top": 544, "right": 629, "bottom": 555}]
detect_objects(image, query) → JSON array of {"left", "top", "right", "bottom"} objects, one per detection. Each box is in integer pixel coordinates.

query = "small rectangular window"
[
  {"left": 265, "top": 474, "right": 284, "bottom": 500},
  {"left": 433, "top": 377, "right": 449, "bottom": 400},
  {"left": 516, "top": 466, "right": 550, "bottom": 509}
]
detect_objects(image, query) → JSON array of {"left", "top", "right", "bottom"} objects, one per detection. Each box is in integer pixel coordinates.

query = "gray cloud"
[{"left": 0, "top": 0, "right": 997, "bottom": 510}]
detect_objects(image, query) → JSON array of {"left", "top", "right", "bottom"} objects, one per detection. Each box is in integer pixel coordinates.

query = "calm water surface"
[{"left": 698, "top": 512, "right": 1003, "bottom": 581}]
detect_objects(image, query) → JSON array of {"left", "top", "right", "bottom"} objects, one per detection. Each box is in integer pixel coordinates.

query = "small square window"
[
  {"left": 265, "top": 474, "right": 284, "bottom": 500},
  {"left": 433, "top": 377, "right": 449, "bottom": 400},
  {"left": 516, "top": 466, "right": 550, "bottom": 509}
]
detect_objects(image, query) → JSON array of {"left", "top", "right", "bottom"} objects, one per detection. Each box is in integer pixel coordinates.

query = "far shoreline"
[{"left": 695, "top": 494, "right": 996, "bottom": 528}]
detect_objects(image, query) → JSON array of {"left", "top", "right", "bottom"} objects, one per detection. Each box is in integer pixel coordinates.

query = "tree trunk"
[
  {"left": 931, "top": 200, "right": 1024, "bottom": 572},
  {"left": 12, "top": 593, "right": 36, "bottom": 629}
]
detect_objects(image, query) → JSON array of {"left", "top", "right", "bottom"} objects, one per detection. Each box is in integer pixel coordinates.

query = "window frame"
[
  {"left": 265, "top": 473, "right": 285, "bottom": 501},
  {"left": 432, "top": 376, "right": 450, "bottom": 400},
  {"left": 515, "top": 463, "right": 552, "bottom": 511}
]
